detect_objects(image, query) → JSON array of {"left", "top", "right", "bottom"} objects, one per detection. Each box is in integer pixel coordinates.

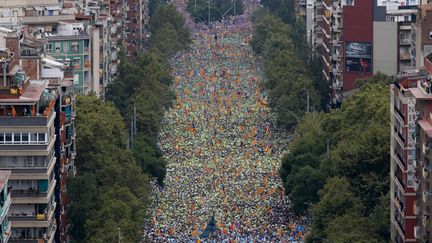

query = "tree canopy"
[
  {"left": 106, "top": 3, "right": 190, "bottom": 186},
  {"left": 150, "top": 4, "right": 191, "bottom": 57},
  {"left": 68, "top": 96, "right": 150, "bottom": 242},
  {"left": 186, "top": 0, "right": 244, "bottom": 24},
  {"left": 278, "top": 82, "right": 390, "bottom": 242},
  {"left": 251, "top": 15, "right": 321, "bottom": 130}
]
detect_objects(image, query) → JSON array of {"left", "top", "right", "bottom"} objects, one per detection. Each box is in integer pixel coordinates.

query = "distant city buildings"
[
  {"left": 0, "top": 0, "right": 150, "bottom": 241},
  {"left": 302, "top": 0, "right": 432, "bottom": 107}
]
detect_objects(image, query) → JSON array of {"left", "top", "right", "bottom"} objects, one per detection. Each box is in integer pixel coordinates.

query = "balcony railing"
[
  {"left": 394, "top": 105, "right": 405, "bottom": 121},
  {"left": 394, "top": 127, "right": 405, "bottom": 144},
  {"left": 0, "top": 108, "right": 54, "bottom": 127},
  {"left": 0, "top": 192, "right": 11, "bottom": 223},
  {"left": 395, "top": 150, "right": 405, "bottom": 167},
  {"left": 11, "top": 189, "right": 48, "bottom": 198},
  {"left": 9, "top": 213, "right": 46, "bottom": 221}
]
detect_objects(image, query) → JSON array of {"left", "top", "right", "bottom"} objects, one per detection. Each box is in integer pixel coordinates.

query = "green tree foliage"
[
  {"left": 325, "top": 212, "right": 378, "bottom": 243},
  {"left": 251, "top": 15, "right": 320, "bottom": 129},
  {"left": 68, "top": 96, "right": 150, "bottom": 242},
  {"left": 260, "top": 0, "right": 295, "bottom": 24},
  {"left": 150, "top": 4, "right": 191, "bottom": 57},
  {"left": 279, "top": 81, "right": 391, "bottom": 242},
  {"left": 310, "top": 177, "right": 364, "bottom": 240},
  {"left": 107, "top": 48, "right": 172, "bottom": 185},
  {"left": 186, "top": 0, "right": 244, "bottom": 24},
  {"left": 250, "top": 16, "right": 290, "bottom": 54},
  {"left": 107, "top": 4, "right": 190, "bottom": 186}
]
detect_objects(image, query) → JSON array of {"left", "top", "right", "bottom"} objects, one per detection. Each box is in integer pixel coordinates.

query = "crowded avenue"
[{"left": 143, "top": 1, "right": 310, "bottom": 242}]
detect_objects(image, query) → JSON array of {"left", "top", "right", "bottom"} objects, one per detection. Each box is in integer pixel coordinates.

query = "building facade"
[
  {"left": 0, "top": 26, "right": 76, "bottom": 242},
  {"left": 0, "top": 171, "right": 12, "bottom": 243}
]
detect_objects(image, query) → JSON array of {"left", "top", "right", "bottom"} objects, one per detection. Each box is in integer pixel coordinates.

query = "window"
[
  {"left": 46, "top": 43, "right": 53, "bottom": 52},
  {"left": 38, "top": 133, "right": 46, "bottom": 143},
  {"left": 30, "top": 133, "right": 38, "bottom": 142},
  {"left": 55, "top": 43, "right": 61, "bottom": 52},
  {"left": 5, "top": 133, "right": 12, "bottom": 143},
  {"left": 63, "top": 42, "right": 69, "bottom": 52},
  {"left": 71, "top": 42, "right": 79, "bottom": 52},
  {"left": 0, "top": 133, "right": 3, "bottom": 143},
  {"left": 22, "top": 133, "right": 29, "bottom": 142},
  {"left": 429, "top": 31, "right": 432, "bottom": 39},
  {"left": 14, "top": 133, "right": 21, "bottom": 143}
]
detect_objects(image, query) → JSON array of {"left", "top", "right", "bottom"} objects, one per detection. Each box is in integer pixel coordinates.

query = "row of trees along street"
[
  {"left": 67, "top": 3, "right": 191, "bottom": 242},
  {"left": 253, "top": 1, "right": 392, "bottom": 242},
  {"left": 187, "top": 0, "right": 244, "bottom": 24}
]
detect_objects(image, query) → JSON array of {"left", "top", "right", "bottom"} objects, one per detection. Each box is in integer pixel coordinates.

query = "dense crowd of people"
[{"left": 143, "top": 1, "right": 310, "bottom": 242}]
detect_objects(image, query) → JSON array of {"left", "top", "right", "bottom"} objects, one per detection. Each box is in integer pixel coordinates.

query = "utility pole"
[
  {"left": 133, "top": 105, "right": 137, "bottom": 135},
  {"left": 234, "top": 0, "right": 236, "bottom": 16},
  {"left": 130, "top": 105, "right": 137, "bottom": 149},
  {"left": 130, "top": 116, "right": 133, "bottom": 148},
  {"left": 195, "top": 0, "right": 197, "bottom": 14},
  {"left": 306, "top": 89, "right": 310, "bottom": 113},
  {"left": 118, "top": 228, "right": 122, "bottom": 243}
]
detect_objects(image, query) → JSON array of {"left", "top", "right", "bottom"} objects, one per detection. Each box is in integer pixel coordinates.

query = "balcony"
[
  {"left": 400, "top": 38, "right": 411, "bottom": 45},
  {"left": 0, "top": 192, "right": 11, "bottom": 224},
  {"left": 394, "top": 105, "right": 405, "bottom": 121},
  {"left": 1, "top": 221, "right": 11, "bottom": 242},
  {"left": 394, "top": 126, "right": 405, "bottom": 145},
  {"left": 422, "top": 191, "right": 432, "bottom": 204},
  {"left": 11, "top": 179, "right": 56, "bottom": 204},
  {"left": 394, "top": 150, "right": 405, "bottom": 170},
  {"left": 414, "top": 201, "right": 420, "bottom": 215},
  {"left": 11, "top": 188, "right": 49, "bottom": 198},
  {"left": 9, "top": 203, "right": 55, "bottom": 228},
  {"left": 422, "top": 166, "right": 432, "bottom": 180},
  {"left": 0, "top": 108, "right": 54, "bottom": 127},
  {"left": 394, "top": 196, "right": 405, "bottom": 215}
]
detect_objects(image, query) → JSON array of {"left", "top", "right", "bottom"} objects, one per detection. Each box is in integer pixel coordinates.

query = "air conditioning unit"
[{"left": 414, "top": 226, "right": 420, "bottom": 239}]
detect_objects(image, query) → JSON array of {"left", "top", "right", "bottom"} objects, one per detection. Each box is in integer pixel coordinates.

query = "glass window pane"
[
  {"left": 14, "top": 133, "right": 21, "bottom": 142},
  {"left": 38, "top": 133, "right": 46, "bottom": 142},
  {"left": 0, "top": 133, "right": 4, "bottom": 142},
  {"left": 31, "top": 133, "right": 37, "bottom": 142},
  {"left": 22, "top": 133, "right": 29, "bottom": 142},
  {"left": 5, "top": 133, "right": 12, "bottom": 142}
]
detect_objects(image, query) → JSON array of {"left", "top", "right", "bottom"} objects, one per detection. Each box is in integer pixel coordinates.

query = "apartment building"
[
  {"left": 320, "top": 0, "right": 374, "bottom": 107},
  {"left": 390, "top": 52, "right": 432, "bottom": 242},
  {"left": 123, "top": 0, "right": 150, "bottom": 60},
  {"left": 411, "top": 3, "right": 432, "bottom": 71},
  {"left": 45, "top": 20, "right": 99, "bottom": 95},
  {"left": 0, "top": 26, "right": 76, "bottom": 242},
  {"left": 0, "top": 77, "right": 58, "bottom": 243},
  {"left": 0, "top": 171, "right": 12, "bottom": 243}
]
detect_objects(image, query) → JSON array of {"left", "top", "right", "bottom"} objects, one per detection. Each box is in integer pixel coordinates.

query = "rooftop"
[
  {"left": 419, "top": 119, "right": 432, "bottom": 138},
  {"left": 0, "top": 80, "right": 47, "bottom": 105}
]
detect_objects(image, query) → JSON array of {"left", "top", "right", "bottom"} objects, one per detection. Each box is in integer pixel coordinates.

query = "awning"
[
  {"left": 33, "top": 7, "right": 45, "bottom": 11},
  {"left": 42, "top": 57, "right": 63, "bottom": 69}
]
